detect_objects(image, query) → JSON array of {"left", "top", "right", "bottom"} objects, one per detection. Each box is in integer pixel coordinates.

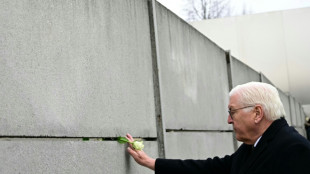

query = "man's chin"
[{"left": 235, "top": 134, "right": 241, "bottom": 141}]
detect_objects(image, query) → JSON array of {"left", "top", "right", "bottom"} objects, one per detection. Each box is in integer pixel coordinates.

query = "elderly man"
[{"left": 126, "top": 82, "right": 310, "bottom": 174}]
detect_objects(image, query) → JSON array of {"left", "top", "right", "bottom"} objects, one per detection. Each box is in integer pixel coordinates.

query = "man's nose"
[{"left": 227, "top": 115, "right": 233, "bottom": 124}]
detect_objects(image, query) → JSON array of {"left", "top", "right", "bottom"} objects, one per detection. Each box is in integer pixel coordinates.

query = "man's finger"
[
  {"left": 126, "top": 133, "right": 134, "bottom": 142},
  {"left": 127, "top": 147, "right": 138, "bottom": 158},
  {"left": 125, "top": 134, "right": 134, "bottom": 149}
]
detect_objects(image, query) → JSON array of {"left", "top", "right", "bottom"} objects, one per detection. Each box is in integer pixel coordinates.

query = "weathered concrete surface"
[
  {"left": 230, "top": 57, "right": 261, "bottom": 87},
  {"left": 301, "top": 108, "right": 306, "bottom": 124},
  {"left": 289, "top": 96, "right": 297, "bottom": 126},
  {"left": 0, "top": 140, "right": 158, "bottom": 174},
  {"left": 278, "top": 89, "right": 292, "bottom": 125},
  {"left": 0, "top": 0, "right": 157, "bottom": 137},
  {"left": 155, "top": 2, "right": 231, "bottom": 131},
  {"left": 295, "top": 101, "right": 302, "bottom": 127},
  {"left": 165, "top": 132, "right": 235, "bottom": 159}
]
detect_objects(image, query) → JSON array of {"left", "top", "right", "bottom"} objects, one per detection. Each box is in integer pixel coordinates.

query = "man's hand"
[{"left": 126, "top": 134, "right": 155, "bottom": 171}]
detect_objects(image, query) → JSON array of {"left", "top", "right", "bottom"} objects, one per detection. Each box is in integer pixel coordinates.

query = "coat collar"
[
  {"left": 260, "top": 117, "right": 288, "bottom": 143},
  {"left": 239, "top": 117, "right": 288, "bottom": 174}
]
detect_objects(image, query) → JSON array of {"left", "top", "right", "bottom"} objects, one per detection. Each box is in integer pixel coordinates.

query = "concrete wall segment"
[
  {"left": 301, "top": 107, "right": 306, "bottom": 124},
  {"left": 289, "top": 96, "right": 297, "bottom": 126},
  {"left": 0, "top": 0, "right": 157, "bottom": 137},
  {"left": 278, "top": 89, "right": 292, "bottom": 125},
  {"left": 300, "top": 105, "right": 306, "bottom": 127},
  {"left": 148, "top": 0, "right": 167, "bottom": 158},
  {"left": 155, "top": 2, "right": 231, "bottom": 131},
  {"left": 0, "top": 140, "right": 158, "bottom": 174},
  {"left": 230, "top": 57, "right": 261, "bottom": 88},
  {"left": 303, "top": 105, "right": 310, "bottom": 118},
  {"left": 260, "top": 73, "right": 274, "bottom": 86},
  {"left": 165, "top": 132, "right": 235, "bottom": 159},
  {"left": 295, "top": 101, "right": 302, "bottom": 127}
]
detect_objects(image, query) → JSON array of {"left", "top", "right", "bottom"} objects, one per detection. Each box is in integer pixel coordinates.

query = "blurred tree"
[{"left": 184, "top": 0, "right": 231, "bottom": 21}]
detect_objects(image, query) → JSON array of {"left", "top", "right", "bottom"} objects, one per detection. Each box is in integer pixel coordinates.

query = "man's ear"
[{"left": 254, "top": 105, "right": 263, "bottom": 123}]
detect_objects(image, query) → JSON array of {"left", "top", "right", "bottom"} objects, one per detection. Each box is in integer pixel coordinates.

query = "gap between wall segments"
[
  {"left": 166, "top": 129, "right": 233, "bottom": 133},
  {"left": 0, "top": 136, "right": 157, "bottom": 141}
]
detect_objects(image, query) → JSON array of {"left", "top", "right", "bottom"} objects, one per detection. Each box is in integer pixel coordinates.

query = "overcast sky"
[{"left": 157, "top": 0, "right": 310, "bottom": 20}]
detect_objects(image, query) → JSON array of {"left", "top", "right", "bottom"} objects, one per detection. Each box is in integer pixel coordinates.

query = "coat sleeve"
[{"left": 155, "top": 155, "right": 232, "bottom": 174}]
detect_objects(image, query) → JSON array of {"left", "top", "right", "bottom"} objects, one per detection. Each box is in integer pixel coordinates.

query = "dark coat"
[{"left": 155, "top": 118, "right": 310, "bottom": 174}]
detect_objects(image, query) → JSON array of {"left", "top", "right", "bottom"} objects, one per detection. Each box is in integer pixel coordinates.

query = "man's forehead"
[{"left": 228, "top": 93, "right": 239, "bottom": 107}]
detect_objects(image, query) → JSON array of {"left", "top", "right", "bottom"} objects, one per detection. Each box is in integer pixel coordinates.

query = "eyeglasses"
[{"left": 228, "top": 105, "right": 255, "bottom": 120}]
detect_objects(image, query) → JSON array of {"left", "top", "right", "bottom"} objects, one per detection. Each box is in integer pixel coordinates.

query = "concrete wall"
[
  {"left": 229, "top": 57, "right": 261, "bottom": 87},
  {"left": 290, "top": 96, "right": 298, "bottom": 127},
  {"left": 0, "top": 0, "right": 157, "bottom": 138},
  {"left": 155, "top": 2, "right": 234, "bottom": 159},
  {"left": 0, "top": 0, "right": 307, "bottom": 173},
  {"left": 0, "top": 0, "right": 158, "bottom": 173},
  {"left": 165, "top": 132, "right": 234, "bottom": 159},
  {"left": 303, "top": 105, "right": 310, "bottom": 118},
  {"left": 0, "top": 140, "right": 158, "bottom": 174},
  {"left": 156, "top": 3, "right": 230, "bottom": 131},
  {"left": 278, "top": 89, "right": 292, "bottom": 126},
  {"left": 260, "top": 73, "right": 274, "bottom": 86},
  {"left": 295, "top": 101, "right": 302, "bottom": 127}
]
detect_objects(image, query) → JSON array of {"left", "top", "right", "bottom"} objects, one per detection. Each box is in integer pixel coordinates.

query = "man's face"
[{"left": 228, "top": 93, "right": 256, "bottom": 144}]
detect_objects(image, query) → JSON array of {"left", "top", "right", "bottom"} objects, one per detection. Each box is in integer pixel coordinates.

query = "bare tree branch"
[{"left": 183, "top": 0, "right": 231, "bottom": 21}]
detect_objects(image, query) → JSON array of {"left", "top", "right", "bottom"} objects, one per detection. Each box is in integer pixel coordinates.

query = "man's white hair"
[{"left": 229, "top": 82, "right": 286, "bottom": 121}]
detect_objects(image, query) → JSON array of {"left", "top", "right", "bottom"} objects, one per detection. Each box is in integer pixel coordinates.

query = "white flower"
[{"left": 132, "top": 140, "right": 144, "bottom": 150}]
